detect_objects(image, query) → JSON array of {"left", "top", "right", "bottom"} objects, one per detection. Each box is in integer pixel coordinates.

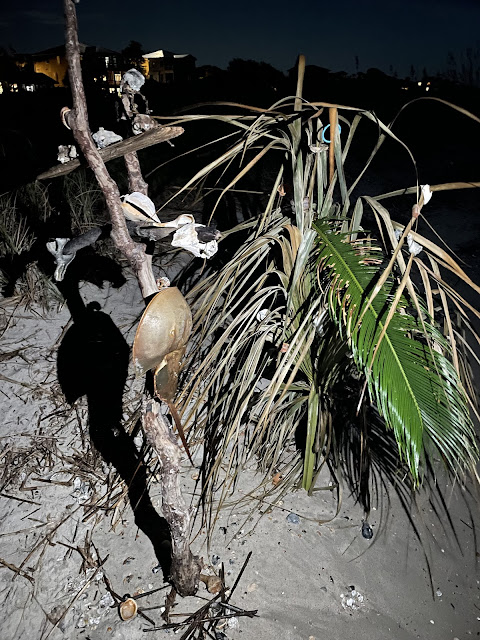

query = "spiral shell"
[{"left": 119, "top": 597, "right": 137, "bottom": 621}]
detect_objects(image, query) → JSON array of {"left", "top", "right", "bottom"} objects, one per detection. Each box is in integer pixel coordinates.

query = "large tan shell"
[{"left": 133, "top": 287, "right": 192, "bottom": 376}]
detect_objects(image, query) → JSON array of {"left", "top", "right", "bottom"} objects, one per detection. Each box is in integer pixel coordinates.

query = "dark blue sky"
[{"left": 1, "top": 0, "right": 479, "bottom": 77}]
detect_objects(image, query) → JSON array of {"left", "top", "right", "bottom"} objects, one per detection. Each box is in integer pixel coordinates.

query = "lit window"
[
  {"left": 102, "top": 75, "right": 107, "bottom": 82},
  {"left": 417, "top": 81, "right": 422, "bottom": 86},
  {"left": 25, "top": 85, "right": 35, "bottom": 92},
  {"left": 109, "top": 87, "right": 115, "bottom": 93},
  {"left": 114, "top": 73, "right": 121, "bottom": 82},
  {"left": 105, "top": 56, "right": 110, "bottom": 66},
  {"left": 425, "top": 86, "right": 430, "bottom": 92}
]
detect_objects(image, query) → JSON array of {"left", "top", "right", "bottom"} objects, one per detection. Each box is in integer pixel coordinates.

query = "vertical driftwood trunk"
[
  {"left": 143, "top": 401, "right": 202, "bottom": 595},
  {"left": 62, "top": 0, "right": 200, "bottom": 596}
]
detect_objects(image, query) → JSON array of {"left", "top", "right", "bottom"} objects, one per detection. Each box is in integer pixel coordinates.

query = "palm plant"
[{"left": 157, "top": 64, "right": 479, "bottom": 532}]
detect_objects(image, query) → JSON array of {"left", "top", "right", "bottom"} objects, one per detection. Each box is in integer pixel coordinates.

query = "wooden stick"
[
  {"left": 143, "top": 400, "right": 201, "bottom": 597},
  {"left": 120, "top": 74, "right": 151, "bottom": 195},
  {"left": 63, "top": 0, "right": 157, "bottom": 298},
  {"left": 0, "top": 557, "right": 34, "bottom": 584},
  {"left": 62, "top": 0, "right": 202, "bottom": 597},
  {"left": 294, "top": 54, "right": 305, "bottom": 112},
  {"left": 36, "top": 125, "right": 183, "bottom": 181}
]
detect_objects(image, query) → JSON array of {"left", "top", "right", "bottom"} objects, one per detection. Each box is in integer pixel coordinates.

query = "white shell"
[
  {"left": 121, "top": 192, "right": 161, "bottom": 224},
  {"left": 171, "top": 223, "right": 218, "bottom": 259},
  {"left": 160, "top": 214, "right": 196, "bottom": 228},
  {"left": 421, "top": 183, "right": 433, "bottom": 205},
  {"left": 92, "top": 127, "right": 123, "bottom": 149}
]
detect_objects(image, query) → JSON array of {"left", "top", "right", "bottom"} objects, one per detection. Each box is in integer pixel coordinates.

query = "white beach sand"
[{"left": 0, "top": 274, "right": 479, "bottom": 640}]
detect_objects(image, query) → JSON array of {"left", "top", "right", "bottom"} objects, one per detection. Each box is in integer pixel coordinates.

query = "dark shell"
[{"left": 361, "top": 521, "right": 373, "bottom": 539}]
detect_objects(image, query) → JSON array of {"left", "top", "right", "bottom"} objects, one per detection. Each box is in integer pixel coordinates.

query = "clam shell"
[
  {"left": 133, "top": 287, "right": 192, "bottom": 376},
  {"left": 119, "top": 597, "right": 137, "bottom": 621}
]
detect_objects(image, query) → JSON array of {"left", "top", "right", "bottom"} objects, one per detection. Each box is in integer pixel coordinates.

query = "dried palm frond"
[{"left": 154, "top": 80, "right": 480, "bottom": 534}]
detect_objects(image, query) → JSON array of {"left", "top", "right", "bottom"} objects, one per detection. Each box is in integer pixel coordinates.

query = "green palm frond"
[{"left": 315, "top": 222, "right": 478, "bottom": 483}]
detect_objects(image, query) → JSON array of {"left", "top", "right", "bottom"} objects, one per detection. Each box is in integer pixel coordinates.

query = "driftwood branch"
[
  {"left": 120, "top": 72, "right": 153, "bottom": 195},
  {"left": 61, "top": 0, "right": 202, "bottom": 597},
  {"left": 63, "top": 0, "right": 157, "bottom": 298},
  {"left": 124, "top": 152, "right": 149, "bottom": 194},
  {"left": 143, "top": 400, "right": 201, "bottom": 597},
  {"left": 36, "top": 125, "right": 183, "bottom": 181}
]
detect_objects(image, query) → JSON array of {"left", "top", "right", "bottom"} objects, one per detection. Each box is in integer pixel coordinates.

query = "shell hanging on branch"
[
  {"left": 92, "top": 127, "right": 123, "bottom": 149},
  {"left": 122, "top": 68, "right": 145, "bottom": 92},
  {"left": 133, "top": 287, "right": 192, "bottom": 380},
  {"left": 57, "top": 144, "right": 78, "bottom": 164},
  {"left": 121, "top": 191, "right": 161, "bottom": 225}
]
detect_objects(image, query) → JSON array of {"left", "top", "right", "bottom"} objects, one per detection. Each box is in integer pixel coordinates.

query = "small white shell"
[
  {"left": 160, "top": 214, "right": 196, "bottom": 228},
  {"left": 92, "top": 127, "right": 123, "bottom": 149},
  {"left": 119, "top": 597, "right": 137, "bottom": 621}
]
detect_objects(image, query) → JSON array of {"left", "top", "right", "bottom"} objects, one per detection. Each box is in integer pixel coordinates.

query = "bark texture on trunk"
[
  {"left": 143, "top": 400, "right": 201, "bottom": 597},
  {"left": 63, "top": 0, "right": 156, "bottom": 298}
]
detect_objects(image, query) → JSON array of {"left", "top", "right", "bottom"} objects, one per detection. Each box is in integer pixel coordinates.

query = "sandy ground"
[{"left": 0, "top": 266, "right": 479, "bottom": 640}]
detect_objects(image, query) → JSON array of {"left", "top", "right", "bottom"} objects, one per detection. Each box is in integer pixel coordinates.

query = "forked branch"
[{"left": 62, "top": 0, "right": 201, "bottom": 596}]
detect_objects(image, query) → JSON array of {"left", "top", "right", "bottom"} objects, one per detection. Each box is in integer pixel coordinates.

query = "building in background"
[
  {"left": 31, "top": 44, "right": 127, "bottom": 92},
  {"left": 142, "top": 50, "right": 196, "bottom": 83},
  {"left": 0, "top": 44, "right": 197, "bottom": 94}
]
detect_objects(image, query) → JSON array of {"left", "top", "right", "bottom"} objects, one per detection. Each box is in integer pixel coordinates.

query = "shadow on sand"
[{"left": 56, "top": 264, "right": 172, "bottom": 580}]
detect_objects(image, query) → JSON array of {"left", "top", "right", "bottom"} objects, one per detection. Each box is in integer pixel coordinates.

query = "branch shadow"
[{"left": 56, "top": 264, "right": 172, "bottom": 580}]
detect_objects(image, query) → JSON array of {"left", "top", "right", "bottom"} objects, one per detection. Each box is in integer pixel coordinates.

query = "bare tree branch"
[
  {"left": 63, "top": 0, "right": 157, "bottom": 298},
  {"left": 143, "top": 400, "right": 202, "bottom": 597},
  {"left": 36, "top": 126, "right": 183, "bottom": 181}
]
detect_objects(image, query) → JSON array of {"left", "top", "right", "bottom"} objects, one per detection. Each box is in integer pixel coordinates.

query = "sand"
[{"left": 0, "top": 274, "right": 479, "bottom": 640}]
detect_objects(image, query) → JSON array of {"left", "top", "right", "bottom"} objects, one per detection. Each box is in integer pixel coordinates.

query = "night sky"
[{"left": 1, "top": 0, "right": 479, "bottom": 77}]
